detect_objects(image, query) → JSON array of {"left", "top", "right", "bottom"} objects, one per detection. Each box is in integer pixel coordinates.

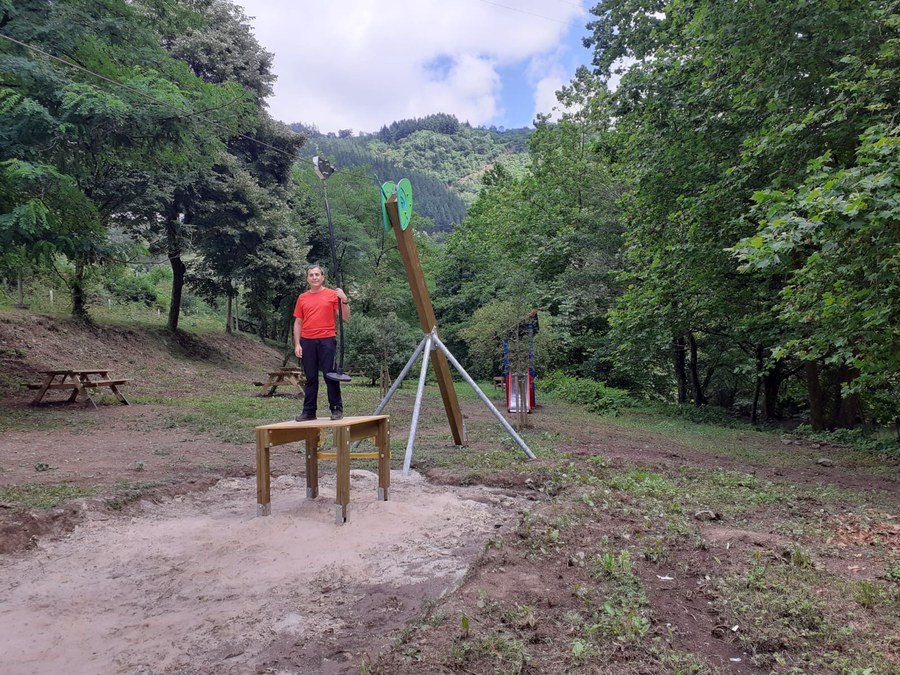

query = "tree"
[
  {"left": 586, "top": 0, "right": 898, "bottom": 424},
  {"left": 1, "top": 0, "right": 249, "bottom": 321},
  {"left": 148, "top": 0, "right": 307, "bottom": 333}
]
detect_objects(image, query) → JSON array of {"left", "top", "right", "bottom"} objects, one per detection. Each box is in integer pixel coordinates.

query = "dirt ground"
[
  {"left": 1, "top": 311, "right": 898, "bottom": 674},
  {"left": 1, "top": 469, "right": 527, "bottom": 674}
]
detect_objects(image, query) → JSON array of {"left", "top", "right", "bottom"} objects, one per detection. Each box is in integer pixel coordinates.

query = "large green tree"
[
  {"left": 1, "top": 0, "right": 248, "bottom": 320},
  {"left": 587, "top": 0, "right": 898, "bottom": 425}
]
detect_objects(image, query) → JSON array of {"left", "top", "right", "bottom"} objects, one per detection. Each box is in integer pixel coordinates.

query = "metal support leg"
[
  {"left": 432, "top": 333, "right": 536, "bottom": 460},
  {"left": 352, "top": 335, "right": 428, "bottom": 450},
  {"left": 403, "top": 333, "right": 433, "bottom": 477}
]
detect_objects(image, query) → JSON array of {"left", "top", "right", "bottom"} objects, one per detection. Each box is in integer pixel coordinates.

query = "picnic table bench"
[
  {"left": 27, "top": 369, "right": 130, "bottom": 408},
  {"left": 254, "top": 367, "right": 305, "bottom": 396}
]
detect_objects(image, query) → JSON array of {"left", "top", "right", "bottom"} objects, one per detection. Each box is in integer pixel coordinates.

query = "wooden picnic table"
[
  {"left": 27, "top": 369, "right": 130, "bottom": 408},
  {"left": 254, "top": 367, "right": 305, "bottom": 396},
  {"left": 255, "top": 415, "right": 390, "bottom": 524}
]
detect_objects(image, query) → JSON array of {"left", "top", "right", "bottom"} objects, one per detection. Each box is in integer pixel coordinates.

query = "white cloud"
[{"left": 235, "top": 0, "right": 590, "bottom": 132}]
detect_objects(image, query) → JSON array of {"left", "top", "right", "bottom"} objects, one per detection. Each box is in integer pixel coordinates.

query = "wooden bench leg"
[
  {"left": 30, "top": 382, "right": 52, "bottom": 406},
  {"left": 108, "top": 384, "right": 130, "bottom": 405},
  {"left": 67, "top": 384, "right": 81, "bottom": 404},
  {"left": 305, "top": 432, "right": 319, "bottom": 499},
  {"left": 335, "top": 426, "right": 350, "bottom": 524},
  {"left": 256, "top": 429, "right": 271, "bottom": 516},
  {"left": 377, "top": 419, "right": 390, "bottom": 501}
]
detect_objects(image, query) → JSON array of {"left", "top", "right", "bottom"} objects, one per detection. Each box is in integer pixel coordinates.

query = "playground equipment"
[
  {"left": 503, "top": 311, "right": 539, "bottom": 413},
  {"left": 363, "top": 180, "right": 536, "bottom": 476},
  {"left": 313, "top": 155, "right": 352, "bottom": 384}
]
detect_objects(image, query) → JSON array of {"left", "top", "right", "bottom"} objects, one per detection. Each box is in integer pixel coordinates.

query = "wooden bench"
[
  {"left": 255, "top": 415, "right": 390, "bottom": 524},
  {"left": 27, "top": 369, "right": 130, "bottom": 408}
]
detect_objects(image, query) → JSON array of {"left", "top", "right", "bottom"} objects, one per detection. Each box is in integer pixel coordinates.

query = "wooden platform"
[{"left": 255, "top": 415, "right": 390, "bottom": 524}]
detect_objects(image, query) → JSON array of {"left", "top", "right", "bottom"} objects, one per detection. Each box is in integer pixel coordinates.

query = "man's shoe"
[
  {"left": 330, "top": 410, "right": 344, "bottom": 421},
  {"left": 295, "top": 412, "right": 316, "bottom": 422}
]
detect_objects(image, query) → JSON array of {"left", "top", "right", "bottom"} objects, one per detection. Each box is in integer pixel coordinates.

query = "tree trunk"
[
  {"left": 166, "top": 216, "right": 185, "bottom": 333},
  {"left": 226, "top": 292, "right": 233, "bottom": 334},
  {"left": 805, "top": 360, "right": 826, "bottom": 431},
  {"left": 167, "top": 255, "right": 185, "bottom": 332},
  {"left": 687, "top": 332, "right": 705, "bottom": 406},
  {"left": 674, "top": 337, "right": 688, "bottom": 404},
  {"left": 835, "top": 365, "right": 863, "bottom": 429},
  {"left": 71, "top": 258, "right": 90, "bottom": 322},
  {"left": 751, "top": 346, "right": 763, "bottom": 425},
  {"left": 762, "top": 360, "right": 781, "bottom": 421}
]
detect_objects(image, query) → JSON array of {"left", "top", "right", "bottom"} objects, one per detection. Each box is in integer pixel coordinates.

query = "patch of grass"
[
  {"left": 715, "top": 562, "right": 897, "bottom": 672},
  {"left": 106, "top": 480, "right": 160, "bottom": 510},
  {"left": 446, "top": 632, "right": 527, "bottom": 673},
  {"left": 793, "top": 424, "right": 900, "bottom": 459},
  {"left": 0, "top": 407, "right": 102, "bottom": 433},
  {"left": 0, "top": 482, "right": 97, "bottom": 508}
]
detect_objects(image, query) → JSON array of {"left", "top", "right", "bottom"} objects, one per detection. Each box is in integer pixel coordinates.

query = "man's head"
[{"left": 306, "top": 265, "right": 325, "bottom": 290}]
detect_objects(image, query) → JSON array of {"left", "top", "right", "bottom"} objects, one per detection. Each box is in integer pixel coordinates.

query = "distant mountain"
[{"left": 289, "top": 114, "right": 531, "bottom": 232}]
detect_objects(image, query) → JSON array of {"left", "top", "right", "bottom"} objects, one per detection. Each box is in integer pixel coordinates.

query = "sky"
[{"left": 233, "top": 0, "right": 596, "bottom": 134}]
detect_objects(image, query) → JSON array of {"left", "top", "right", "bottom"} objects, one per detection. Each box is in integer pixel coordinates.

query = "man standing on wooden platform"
[{"left": 293, "top": 265, "right": 350, "bottom": 421}]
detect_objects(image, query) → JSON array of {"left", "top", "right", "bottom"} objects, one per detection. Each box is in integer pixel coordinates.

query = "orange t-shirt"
[{"left": 293, "top": 289, "right": 338, "bottom": 338}]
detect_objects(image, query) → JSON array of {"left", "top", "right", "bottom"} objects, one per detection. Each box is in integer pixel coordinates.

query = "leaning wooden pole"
[{"left": 385, "top": 196, "right": 465, "bottom": 445}]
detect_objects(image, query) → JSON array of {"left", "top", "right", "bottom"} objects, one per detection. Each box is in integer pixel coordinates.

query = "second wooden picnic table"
[
  {"left": 28, "top": 369, "right": 130, "bottom": 408},
  {"left": 255, "top": 367, "right": 305, "bottom": 397}
]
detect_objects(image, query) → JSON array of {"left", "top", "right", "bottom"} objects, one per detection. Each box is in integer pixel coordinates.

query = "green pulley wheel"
[{"left": 397, "top": 178, "right": 413, "bottom": 230}]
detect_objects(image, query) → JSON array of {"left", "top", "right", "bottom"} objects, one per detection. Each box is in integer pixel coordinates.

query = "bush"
[
  {"left": 103, "top": 270, "right": 159, "bottom": 307},
  {"left": 792, "top": 424, "right": 900, "bottom": 457},
  {"left": 644, "top": 402, "right": 743, "bottom": 428},
  {"left": 537, "top": 371, "right": 630, "bottom": 414}
]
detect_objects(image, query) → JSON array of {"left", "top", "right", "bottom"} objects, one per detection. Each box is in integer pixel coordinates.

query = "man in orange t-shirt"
[{"left": 293, "top": 265, "right": 350, "bottom": 421}]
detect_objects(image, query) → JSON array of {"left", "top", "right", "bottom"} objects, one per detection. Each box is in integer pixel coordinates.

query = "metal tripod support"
[{"left": 355, "top": 328, "right": 536, "bottom": 476}]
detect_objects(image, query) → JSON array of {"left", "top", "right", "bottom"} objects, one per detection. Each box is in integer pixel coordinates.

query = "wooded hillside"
[{"left": 290, "top": 114, "right": 532, "bottom": 231}]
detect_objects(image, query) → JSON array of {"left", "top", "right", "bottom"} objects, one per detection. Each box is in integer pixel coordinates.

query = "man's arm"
[
  {"left": 335, "top": 288, "right": 350, "bottom": 321},
  {"left": 293, "top": 317, "right": 303, "bottom": 358}
]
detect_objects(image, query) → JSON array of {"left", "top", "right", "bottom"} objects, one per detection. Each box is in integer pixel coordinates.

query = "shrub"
[
  {"left": 537, "top": 371, "right": 630, "bottom": 414},
  {"left": 103, "top": 270, "right": 158, "bottom": 307}
]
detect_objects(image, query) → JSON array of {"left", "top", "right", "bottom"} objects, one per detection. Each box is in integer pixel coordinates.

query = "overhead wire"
[
  {"left": 0, "top": 31, "right": 301, "bottom": 161},
  {"left": 472, "top": 0, "right": 586, "bottom": 25}
]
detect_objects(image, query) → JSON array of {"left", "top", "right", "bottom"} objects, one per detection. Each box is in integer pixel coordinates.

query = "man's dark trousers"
[{"left": 300, "top": 336, "right": 342, "bottom": 416}]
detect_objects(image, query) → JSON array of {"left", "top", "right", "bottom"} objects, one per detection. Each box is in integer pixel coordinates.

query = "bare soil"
[{"left": 1, "top": 310, "right": 898, "bottom": 674}]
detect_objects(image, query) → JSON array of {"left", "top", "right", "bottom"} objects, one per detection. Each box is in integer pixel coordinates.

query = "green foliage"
[
  {"left": 343, "top": 312, "right": 419, "bottom": 385},
  {"left": 102, "top": 266, "right": 160, "bottom": 308},
  {"left": 791, "top": 425, "right": 900, "bottom": 457},
  {"left": 587, "top": 0, "right": 899, "bottom": 429},
  {"left": 0, "top": 483, "right": 97, "bottom": 509},
  {"left": 537, "top": 372, "right": 630, "bottom": 414},
  {"left": 733, "top": 124, "right": 900, "bottom": 425},
  {"left": 0, "top": 159, "right": 101, "bottom": 258}
]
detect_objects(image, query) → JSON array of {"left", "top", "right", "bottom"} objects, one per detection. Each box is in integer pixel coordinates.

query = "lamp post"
[{"left": 313, "top": 156, "right": 352, "bottom": 383}]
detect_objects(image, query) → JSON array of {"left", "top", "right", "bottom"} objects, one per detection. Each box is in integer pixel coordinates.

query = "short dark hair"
[{"left": 306, "top": 264, "right": 324, "bottom": 276}]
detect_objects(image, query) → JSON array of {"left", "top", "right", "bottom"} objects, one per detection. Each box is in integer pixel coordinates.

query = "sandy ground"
[{"left": 1, "top": 469, "right": 525, "bottom": 675}]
